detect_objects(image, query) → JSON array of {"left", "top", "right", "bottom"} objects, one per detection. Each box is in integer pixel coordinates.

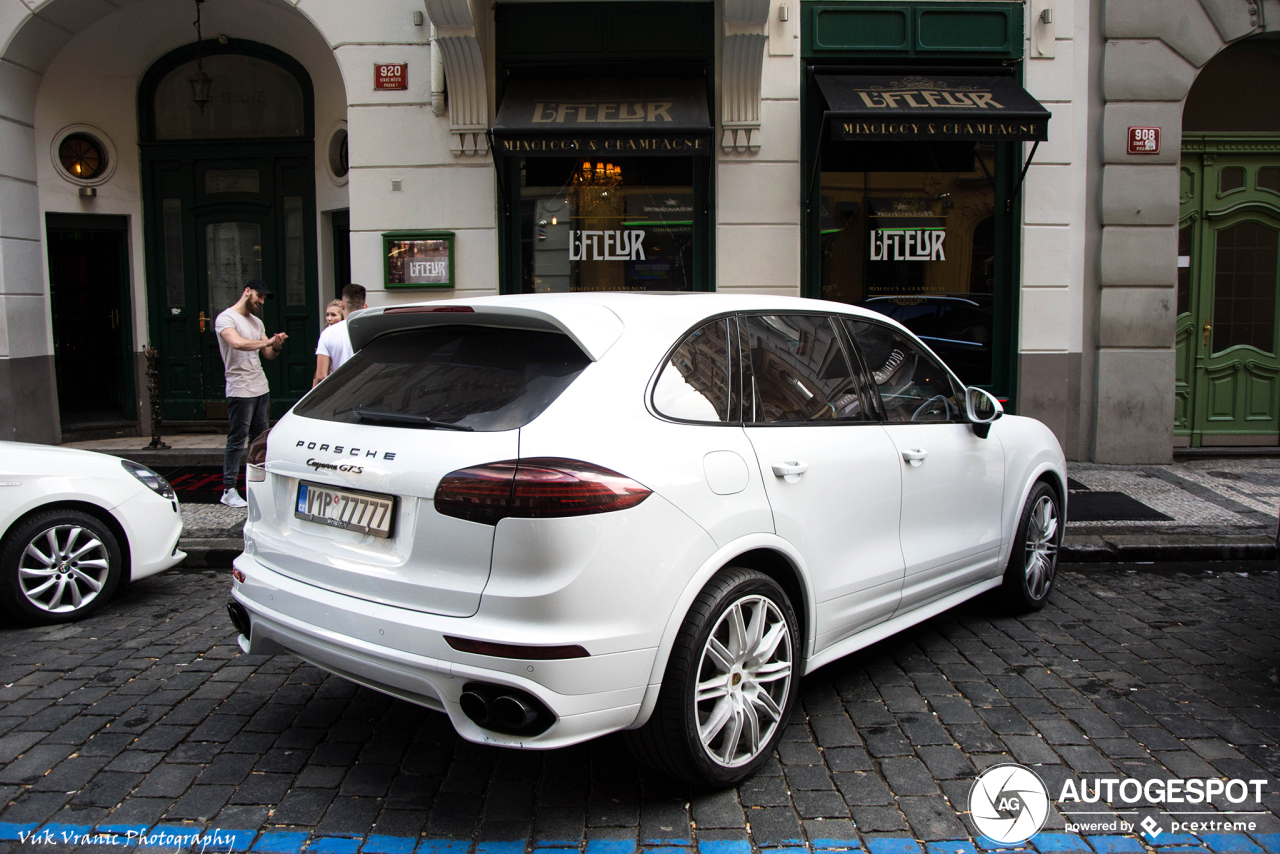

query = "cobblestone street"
[{"left": 1, "top": 567, "right": 1277, "bottom": 854}]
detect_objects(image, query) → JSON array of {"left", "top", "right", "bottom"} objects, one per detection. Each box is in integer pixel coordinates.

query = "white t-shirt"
[
  {"left": 215, "top": 307, "right": 270, "bottom": 399},
  {"left": 316, "top": 320, "right": 353, "bottom": 374}
]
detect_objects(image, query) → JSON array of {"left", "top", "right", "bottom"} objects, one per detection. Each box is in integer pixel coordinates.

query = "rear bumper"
[{"left": 231, "top": 553, "right": 655, "bottom": 749}]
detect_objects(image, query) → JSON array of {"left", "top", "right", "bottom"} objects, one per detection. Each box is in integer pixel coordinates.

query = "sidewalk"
[{"left": 63, "top": 434, "right": 1280, "bottom": 567}]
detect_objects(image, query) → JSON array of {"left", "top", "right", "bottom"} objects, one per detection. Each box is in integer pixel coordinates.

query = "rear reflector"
[
  {"left": 445, "top": 636, "right": 589, "bottom": 659},
  {"left": 435, "top": 458, "right": 651, "bottom": 525},
  {"left": 384, "top": 305, "right": 475, "bottom": 314}
]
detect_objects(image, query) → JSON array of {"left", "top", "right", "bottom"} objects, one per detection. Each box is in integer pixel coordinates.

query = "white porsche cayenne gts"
[{"left": 229, "top": 293, "right": 1065, "bottom": 786}]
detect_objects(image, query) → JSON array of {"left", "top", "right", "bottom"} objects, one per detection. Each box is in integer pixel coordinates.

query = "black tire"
[
  {"left": 0, "top": 509, "right": 123, "bottom": 626},
  {"left": 999, "top": 481, "right": 1061, "bottom": 613},
  {"left": 625, "top": 567, "right": 800, "bottom": 786}
]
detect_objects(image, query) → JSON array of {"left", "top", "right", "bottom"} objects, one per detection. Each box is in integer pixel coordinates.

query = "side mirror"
[{"left": 965, "top": 387, "right": 1003, "bottom": 437}]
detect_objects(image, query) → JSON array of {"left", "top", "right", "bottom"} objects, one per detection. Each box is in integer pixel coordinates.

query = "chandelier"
[{"left": 572, "top": 161, "right": 622, "bottom": 190}]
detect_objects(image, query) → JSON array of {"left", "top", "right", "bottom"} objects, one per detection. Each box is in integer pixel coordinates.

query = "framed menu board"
[{"left": 383, "top": 231, "right": 455, "bottom": 289}]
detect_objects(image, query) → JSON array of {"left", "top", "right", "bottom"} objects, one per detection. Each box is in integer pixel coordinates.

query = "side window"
[
  {"left": 653, "top": 319, "right": 733, "bottom": 422},
  {"left": 739, "top": 314, "right": 865, "bottom": 423},
  {"left": 844, "top": 319, "right": 962, "bottom": 423}
]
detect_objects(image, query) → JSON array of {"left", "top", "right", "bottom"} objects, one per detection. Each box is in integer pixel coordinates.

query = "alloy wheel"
[
  {"left": 695, "top": 594, "right": 793, "bottom": 768},
  {"left": 18, "top": 525, "right": 111, "bottom": 614},
  {"left": 1023, "top": 495, "right": 1058, "bottom": 600}
]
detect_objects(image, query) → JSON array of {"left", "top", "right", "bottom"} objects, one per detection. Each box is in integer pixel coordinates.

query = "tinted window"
[
  {"left": 740, "top": 314, "right": 865, "bottom": 423},
  {"left": 294, "top": 326, "right": 590, "bottom": 431},
  {"left": 654, "top": 319, "right": 732, "bottom": 422},
  {"left": 844, "top": 319, "right": 962, "bottom": 423}
]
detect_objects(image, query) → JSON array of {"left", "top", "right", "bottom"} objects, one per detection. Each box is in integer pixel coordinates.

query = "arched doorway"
[
  {"left": 1176, "top": 40, "right": 1280, "bottom": 447},
  {"left": 140, "top": 39, "right": 320, "bottom": 422}
]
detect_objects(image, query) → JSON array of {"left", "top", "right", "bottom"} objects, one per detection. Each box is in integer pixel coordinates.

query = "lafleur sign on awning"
[
  {"left": 816, "top": 72, "right": 1051, "bottom": 142},
  {"left": 493, "top": 77, "right": 712, "bottom": 156}
]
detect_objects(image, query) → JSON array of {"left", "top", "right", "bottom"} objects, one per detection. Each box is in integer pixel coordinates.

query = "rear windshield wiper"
[{"left": 352, "top": 406, "right": 474, "bottom": 431}]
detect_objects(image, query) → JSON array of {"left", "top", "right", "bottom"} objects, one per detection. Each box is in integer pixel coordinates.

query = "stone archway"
[
  {"left": 1095, "top": 0, "right": 1273, "bottom": 462},
  {"left": 0, "top": 0, "right": 348, "bottom": 443}
]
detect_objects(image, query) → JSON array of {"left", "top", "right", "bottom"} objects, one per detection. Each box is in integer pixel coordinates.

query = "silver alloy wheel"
[
  {"left": 18, "top": 525, "right": 111, "bottom": 613},
  {"left": 695, "top": 593, "right": 793, "bottom": 768},
  {"left": 1023, "top": 495, "right": 1059, "bottom": 600}
]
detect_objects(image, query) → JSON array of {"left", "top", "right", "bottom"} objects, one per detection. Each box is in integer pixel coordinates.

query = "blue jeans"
[{"left": 224, "top": 393, "right": 270, "bottom": 490}]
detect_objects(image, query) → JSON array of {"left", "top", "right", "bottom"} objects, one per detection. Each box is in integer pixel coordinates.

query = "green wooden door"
[
  {"left": 144, "top": 149, "right": 319, "bottom": 420},
  {"left": 1177, "top": 148, "right": 1280, "bottom": 445}
]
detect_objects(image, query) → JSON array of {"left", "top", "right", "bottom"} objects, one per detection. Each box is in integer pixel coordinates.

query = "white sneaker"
[{"left": 220, "top": 488, "right": 248, "bottom": 508}]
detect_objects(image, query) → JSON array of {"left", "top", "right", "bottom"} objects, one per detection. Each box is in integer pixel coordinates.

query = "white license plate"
[{"left": 295, "top": 482, "right": 396, "bottom": 537}]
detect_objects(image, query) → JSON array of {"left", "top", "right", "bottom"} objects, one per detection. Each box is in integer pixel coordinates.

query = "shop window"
[
  {"left": 1220, "top": 167, "right": 1245, "bottom": 193},
  {"left": 819, "top": 144, "right": 996, "bottom": 385},
  {"left": 154, "top": 54, "right": 305, "bottom": 140},
  {"left": 519, "top": 157, "right": 695, "bottom": 292}
]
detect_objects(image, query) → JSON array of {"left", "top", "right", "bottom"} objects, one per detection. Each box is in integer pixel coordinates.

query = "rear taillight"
[{"left": 434, "top": 458, "right": 651, "bottom": 525}]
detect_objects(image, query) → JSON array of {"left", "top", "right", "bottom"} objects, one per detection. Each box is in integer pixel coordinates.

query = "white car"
[
  {"left": 230, "top": 293, "right": 1065, "bottom": 786},
  {"left": 0, "top": 443, "right": 186, "bottom": 625}
]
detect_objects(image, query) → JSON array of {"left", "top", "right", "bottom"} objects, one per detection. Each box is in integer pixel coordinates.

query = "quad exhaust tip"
[
  {"left": 459, "top": 682, "right": 553, "bottom": 736},
  {"left": 226, "top": 601, "right": 251, "bottom": 639}
]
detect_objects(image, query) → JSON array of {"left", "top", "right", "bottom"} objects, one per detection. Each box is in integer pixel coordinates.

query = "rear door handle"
[
  {"left": 901, "top": 448, "right": 928, "bottom": 467},
  {"left": 771, "top": 461, "right": 809, "bottom": 483}
]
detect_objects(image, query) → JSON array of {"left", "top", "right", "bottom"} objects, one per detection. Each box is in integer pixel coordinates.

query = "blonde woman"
[
  {"left": 324, "top": 299, "right": 344, "bottom": 327},
  {"left": 313, "top": 299, "right": 347, "bottom": 386}
]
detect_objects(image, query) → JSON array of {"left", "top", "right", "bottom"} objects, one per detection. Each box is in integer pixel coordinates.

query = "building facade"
[{"left": 0, "top": 0, "right": 1275, "bottom": 463}]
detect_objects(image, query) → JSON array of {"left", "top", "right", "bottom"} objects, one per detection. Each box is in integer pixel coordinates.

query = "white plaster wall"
[
  {"left": 32, "top": 0, "right": 348, "bottom": 351},
  {"left": 325, "top": 0, "right": 497, "bottom": 307},
  {"left": 716, "top": 0, "right": 801, "bottom": 294},
  {"left": 1019, "top": 0, "right": 1090, "bottom": 358}
]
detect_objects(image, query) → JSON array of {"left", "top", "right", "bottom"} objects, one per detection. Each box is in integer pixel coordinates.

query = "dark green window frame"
[{"left": 800, "top": 0, "right": 1026, "bottom": 406}]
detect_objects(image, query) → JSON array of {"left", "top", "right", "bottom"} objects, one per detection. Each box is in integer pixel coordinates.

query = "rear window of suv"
[{"left": 294, "top": 326, "right": 591, "bottom": 431}]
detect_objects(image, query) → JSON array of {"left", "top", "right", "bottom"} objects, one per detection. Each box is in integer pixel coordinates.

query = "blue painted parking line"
[
  {"left": 866, "top": 839, "right": 924, "bottom": 854},
  {"left": 0, "top": 823, "right": 37, "bottom": 842},
  {"left": 254, "top": 831, "right": 311, "bottom": 854},
  {"left": 364, "top": 836, "right": 420, "bottom": 854},
  {"left": 697, "top": 841, "right": 753, "bottom": 854},
  {"left": 1086, "top": 837, "right": 1146, "bottom": 854},
  {"left": 307, "top": 837, "right": 363, "bottom": 854},
  {"left": 927, "top": 842, "right": 979, "bottom": 854},
  {"left": 1202, "top": 836, "right": 1264, "bottom": 854},
  {"left": 809, "top": 839, "right": 862, "bottom": 851},
  {"left": 417, "top": 841, "right": 472, "bottom": 854},
  {"left": 1033, "top": 835, "right": 1090, "bottom": 853},
  {"left": 1146, "top": 837, "right": 1203, "bottom": 849},
  {"left": 644, "top": 847, "right": 694, "bottom": 854},
  {"left": 1251, "top": 836, "right": 1280, "bottom": 854},
  {"left": 587, "top": 840, "right": 638, "bottom": 854}
]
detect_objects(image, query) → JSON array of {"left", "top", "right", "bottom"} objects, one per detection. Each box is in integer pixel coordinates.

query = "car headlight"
[{"left": 121, "top": 459, "right": 175, "bottom": 500}]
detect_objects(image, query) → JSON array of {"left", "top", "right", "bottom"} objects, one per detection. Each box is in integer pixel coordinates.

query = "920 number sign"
[{"left": 375, "top": 64, "right": 407, "bottom": 91}]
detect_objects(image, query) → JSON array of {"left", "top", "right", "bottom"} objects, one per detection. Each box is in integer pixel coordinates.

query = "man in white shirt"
[
  {"left": 313, "top": 283, "right": 366, "bottom": 386},
  {"left": 215, "top": 279, "right": 288, "bottom": 508}
]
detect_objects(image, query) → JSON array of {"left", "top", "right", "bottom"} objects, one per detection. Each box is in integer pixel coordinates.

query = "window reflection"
[
  {"left": 521, "top": 157, "right": 695, "bottom": 292},
  {"left": 820, "top": 145, "right": 996, "bottom": 386}
]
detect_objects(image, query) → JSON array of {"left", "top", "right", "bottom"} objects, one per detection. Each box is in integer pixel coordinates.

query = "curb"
[
  {"left": 175, "top": 535, "right": 1278, "bottom": 569},
  {"left": 1061, "top": 532, "right": 1275, "bottom": 563},
  {"left": 177, "top": 538, "right": 244, "bottom": 569}
]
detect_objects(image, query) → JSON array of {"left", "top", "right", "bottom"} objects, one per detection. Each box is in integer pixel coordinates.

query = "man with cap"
[{"left": 215, "top": 279, "right": 288, "bottom": 508}]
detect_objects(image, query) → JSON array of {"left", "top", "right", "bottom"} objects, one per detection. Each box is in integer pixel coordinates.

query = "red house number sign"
[
  {"left": 1127, "top": 126, "right": 1161, "bottom": 155},
  {"left": 375, "top": 64, "right": 407, "bottom": 90}
]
